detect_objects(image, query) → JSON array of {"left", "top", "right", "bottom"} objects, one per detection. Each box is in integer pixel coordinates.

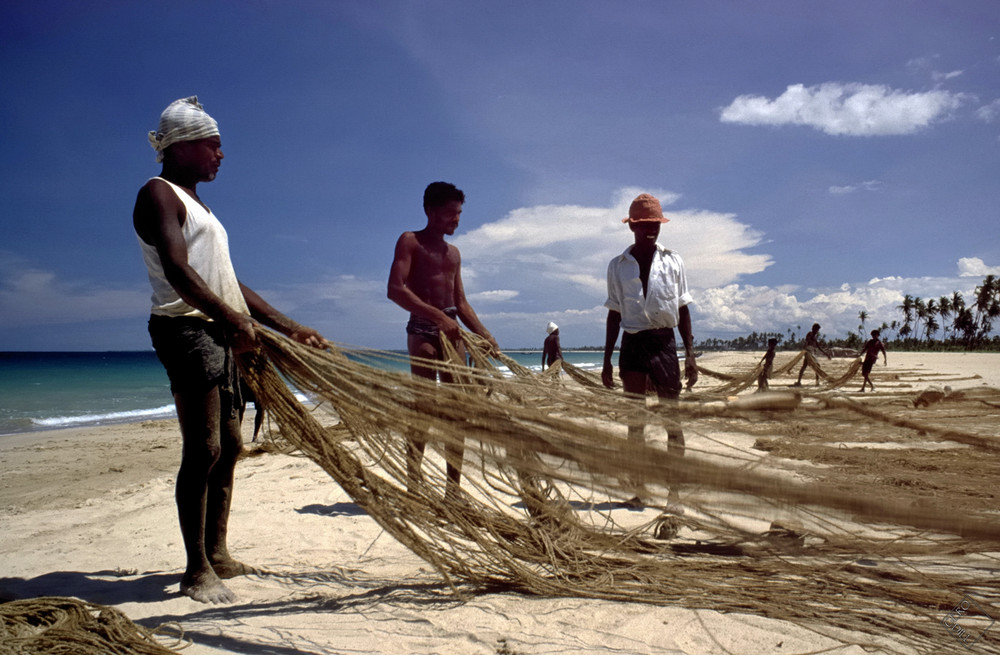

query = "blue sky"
[{"left": 2, "top": 1, "right": 998, "bottom": 351}]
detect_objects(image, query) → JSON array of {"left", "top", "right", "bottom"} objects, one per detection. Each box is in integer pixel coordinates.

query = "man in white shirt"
[{"left": 601, "top": 193, "right": 697, "bottom": 508}]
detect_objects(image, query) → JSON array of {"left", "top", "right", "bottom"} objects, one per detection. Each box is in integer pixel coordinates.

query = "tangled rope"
[
  {"left": 237, "top": 331, "right": 1000, "bottom": 655},
  {"left": 0, "top": 596, "right": 184, "bottom": 655}
]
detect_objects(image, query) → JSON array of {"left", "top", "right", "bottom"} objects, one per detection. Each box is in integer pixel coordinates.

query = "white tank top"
[{"left": 137, "top": 177, "right": 249, "bottom": 319}]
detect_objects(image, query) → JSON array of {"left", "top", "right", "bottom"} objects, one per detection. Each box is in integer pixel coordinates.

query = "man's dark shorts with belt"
[
  {"left": 619, "top": 326, "right": 682, "bottom": 398},
  {"left": 148, "top": 315, "right": 243, "bottom": 420}
]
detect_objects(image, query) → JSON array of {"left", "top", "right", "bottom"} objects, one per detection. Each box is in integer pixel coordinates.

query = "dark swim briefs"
[
  {"left": 619, "top": 326, "right": 682, "bottom": 398},
  {"left": 406, "top": 307, "right": 458, "bottom": 341},
  {"left": 148, "top": 315, "right": 242, "bottom": 419},
  {"left": 862, "top": 355, "right": 878, "bottom": 376}
]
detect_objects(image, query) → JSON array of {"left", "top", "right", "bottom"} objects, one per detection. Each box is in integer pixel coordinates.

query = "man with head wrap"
[
  {"left": 134, "top": 96, "right": 328, "bottom": 604},
  {"left": 542, "top": 321, "right": 562, "bottom": 370}
]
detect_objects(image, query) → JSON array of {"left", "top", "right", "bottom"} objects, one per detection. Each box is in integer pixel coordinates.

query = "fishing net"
[
  {"left": 0, "top": 596, "right": 184, "bottom": 655},
  {"left": 238, "top": 330, "right": 1000, "bottom": 654}
]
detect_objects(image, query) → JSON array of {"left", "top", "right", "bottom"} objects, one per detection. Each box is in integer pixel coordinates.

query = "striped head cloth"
[{"left": 148, "top": 96, "right": 220, "bottom": 162}]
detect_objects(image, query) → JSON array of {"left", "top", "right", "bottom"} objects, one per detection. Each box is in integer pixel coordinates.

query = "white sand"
[{"left": 2, "top": 352, "right": 998, "bottom": 654}]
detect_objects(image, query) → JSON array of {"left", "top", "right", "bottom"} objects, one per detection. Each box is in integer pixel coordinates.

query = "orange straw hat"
[{"left": 622, "top": 193, "right": 670, "bottom": 224}]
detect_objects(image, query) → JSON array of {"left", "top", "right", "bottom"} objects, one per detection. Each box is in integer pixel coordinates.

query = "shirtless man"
[
  {"left": 858, "top": 329, "right": 888, "bottom": 392},
  {"left": 387, "top": 181, "right": 498, "bottom": 500},
  {"left": 794, "top": 323, "right": 833, "bottom": 386},
  {"left": 134, "top": 97, "right": 327, "bottom": 603}
]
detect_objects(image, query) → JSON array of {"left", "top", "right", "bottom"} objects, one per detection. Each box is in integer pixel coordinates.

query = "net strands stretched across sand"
[
  {"left": 0, "top": 596, "right": 184, "bottom": 655},
  {"left": 238, "top": 330, "right": 1000, "bottom": 655},
  {"left": 562, "top": 348, "right": 859, "bottom": 395}
]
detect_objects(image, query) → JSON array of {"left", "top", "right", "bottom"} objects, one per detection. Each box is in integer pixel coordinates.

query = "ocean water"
[{"left": 0, "top": 350, "right": 605, "bottom": 437}]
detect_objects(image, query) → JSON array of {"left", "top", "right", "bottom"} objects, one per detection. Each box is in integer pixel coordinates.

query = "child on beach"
[
  {"left": 859, "top": 329, "right": 888, "bottom": 392},
  {"left": 757, "top": 338, "right": 778, "bottom": 391},
  {"left": 794, "top": 323, "right": 833, "bottom": 386}
]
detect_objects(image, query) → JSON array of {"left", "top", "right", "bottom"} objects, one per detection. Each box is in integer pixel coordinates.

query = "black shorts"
[
  {"left": 148, "top": 315, "right": 243, "bottom": 417},
  {"left": 862, "top": 357, "right": 877, "bottom": 376},
  {"left": 619, "top": 327, "right": 681, "bottom": 398},
  {"left": 406, "top": 307, "right": 458, "bottom": 342}
]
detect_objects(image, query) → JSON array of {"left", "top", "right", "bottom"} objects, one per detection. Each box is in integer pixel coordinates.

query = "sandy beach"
[{"left": 2, "top": 351, "right": 998, "bottom": 654}]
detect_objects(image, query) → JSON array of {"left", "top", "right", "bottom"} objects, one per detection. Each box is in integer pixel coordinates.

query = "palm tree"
[
  {"left": 913, "top": 297, "right": 926, "bottom": 341},
  {"left": 974, "top": 276, "right": 997, "bottom": 344},
  {"left": 897, "top": 295, "right": 914, "bottom": 340},
  {"left": 924, "top": 315, "right": 939, "bottom": 344},
  {"left": 951, "top": 291, "right": 966, "bottom": 338},
  {"left": 938, "top": 296, "right": 952, "bottom": 342},
  {"left": 955, "top": 306, "right": 977, "bottom": 346},
  {"left": 987, "top": 299, "right": 1000, "bottom": 342},
  {"left": 858, "top": 310, "right": 868, "bottom": 337},
  {"left": 924, "top": 299, "right": 937, "bottom": 342}
]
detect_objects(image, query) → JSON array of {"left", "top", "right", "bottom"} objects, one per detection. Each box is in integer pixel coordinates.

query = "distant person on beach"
[
  {"left": 794, "top": 323, "right": 832, "bottom": 386},
  {"left": 387, "top": 181, "right": 499, "bottom": 501},
  {"left": 601, "top": 193, "right": 697, "bottom": 508},
  {"left": 542, "top": 321, "right": 563, "bottom": 370},
  {"left": 757, "top": 338, "right": 779, "bottom": 391},
  {"left": 134, "top": 96, "right": 327, "bottom": 604},
  {"left": 858, "top": 329, "right": 887, "bottom": 392}
]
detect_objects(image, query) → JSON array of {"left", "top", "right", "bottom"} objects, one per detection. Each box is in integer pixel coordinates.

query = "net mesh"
[{"left": 236, "top": 330, "right": 1000, "bottom": 654}]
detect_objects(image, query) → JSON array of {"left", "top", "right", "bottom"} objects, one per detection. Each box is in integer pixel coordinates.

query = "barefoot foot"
[{"left": 180, "top": 569, "right": 236, "bottom": 604}]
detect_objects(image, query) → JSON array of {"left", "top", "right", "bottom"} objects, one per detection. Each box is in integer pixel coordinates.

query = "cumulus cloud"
[
  {"left": 441, "top": 188, "right": 773, "bottom": 345},
  {"left": 696, "top": 282, "right": 903, "bottom": 336},
  {"left": 957, "top": 257, "right": 1000, "bottom": 277},
  {"left": 454, "top": 186, "right": 772, "bottom": 295},
  {"left": 719, "top": 82, "right": 967, "bottom": 136},
  {"left": 694, "top": 268, "right": 990, "bottom": 341}
]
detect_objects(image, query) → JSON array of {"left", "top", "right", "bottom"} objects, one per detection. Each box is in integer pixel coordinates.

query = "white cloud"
[
  {"left": 932, "top": 70, "right": 963, "bottom": 82},
  {"left": 906, "top": 55, "right": 940, "bottom": 73},
  {"left": 829, "top": 180, "right": 884, "bottom": 195},
  {"left": 719, "top": 82, "right": 967, "bottom": 136},
  {"left": 0, "top": 257, "right": 148, "bottom": 329},
  {"left": 957, "top": 257, "right": 1000, "bottom": 277},
  {"left": 976, "top": 99, "right": 1000, "bottom": 123},
  {"left": 441, "top": 188, "right": 772, "bottom": 345},
  {"left": 469, "top": 289, "right": 520, "bottom": 303},
  {"left": 272, "top": 255, "right": 1000, "bottom": 347},
  {"left": 693, "top": 269, "right": 990, "bottom": 341},
  {"left": 454, "top": 186, "right": 772, "bottom": 296}
]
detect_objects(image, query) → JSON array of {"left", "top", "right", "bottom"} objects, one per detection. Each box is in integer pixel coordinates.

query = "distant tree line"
[{"left": 695, "top": 274, "right": 1000, "bottom": 353}]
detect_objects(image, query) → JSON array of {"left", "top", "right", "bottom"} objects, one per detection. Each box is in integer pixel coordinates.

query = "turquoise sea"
[{"left": 0, "top": 350, "right": 605, "bottom": 436}]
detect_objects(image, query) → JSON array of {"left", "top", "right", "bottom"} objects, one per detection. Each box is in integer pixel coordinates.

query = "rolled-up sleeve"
[
  {"left": 604, "top": 258, "right": 622, "bottom": 312},
  {"left": 674, "top": 253, "right": 694, "bottom": 307}
]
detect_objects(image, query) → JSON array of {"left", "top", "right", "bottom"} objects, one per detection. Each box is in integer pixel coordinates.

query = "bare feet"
[
  {"left": 180, "top": 568, "right": 236, "bottom": 604},
  {"left": 211, "top": 557, "right": 258, "bottom": 579}
]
